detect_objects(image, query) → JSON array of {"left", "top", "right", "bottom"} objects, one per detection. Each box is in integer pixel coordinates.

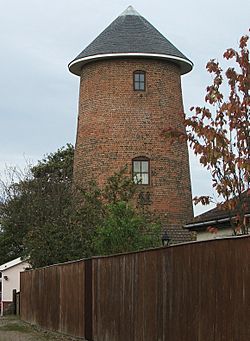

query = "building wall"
[
  {"left": 74, "top": 58, "right": 193, "bottom": 231},
  {"left": 1, "top": 261, "right": 30, "bottom": 302},
  {"left": 196, "top": 228, "right": 234, "bottom": 241}
]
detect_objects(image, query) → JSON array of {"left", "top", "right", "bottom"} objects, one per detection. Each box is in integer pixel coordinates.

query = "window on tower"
[
  {"left": 132, "top": 157, "right": 150, "bottom": 185},
  {"left": 133, "top": 71, "right": 146, "bottom": 91}
]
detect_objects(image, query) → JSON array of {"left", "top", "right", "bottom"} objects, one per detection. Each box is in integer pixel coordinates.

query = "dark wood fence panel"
[
  {"left": 20, "top": 260, "right": 85, "bottom": 338},
  {"left": 58, "top": 261, "right": 85, "bottom": 337},
  {"left": 91, "top": 250, "right": 167, "bottom": 341},
  {"left": 91, "top": 236, "right": 250, "bottom": 341},
  {"left": 20, "top": 236, "right": 250, "bottom": 340}
]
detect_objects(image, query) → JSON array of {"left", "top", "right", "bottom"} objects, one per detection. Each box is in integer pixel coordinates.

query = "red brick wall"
[
  {"left": 74, "top": 58, "right": 193, "bottom": 236},
  {"left": 2, "top": 301, "right": 12, "bottom": 315}
]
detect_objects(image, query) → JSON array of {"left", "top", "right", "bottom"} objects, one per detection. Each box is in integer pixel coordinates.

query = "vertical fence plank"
[{"left": 85, "top": 259, "right": 93, "bottom": 341}]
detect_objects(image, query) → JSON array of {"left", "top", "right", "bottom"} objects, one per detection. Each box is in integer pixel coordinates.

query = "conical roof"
[{"left": 69, "top": 6, "right": 193, "bottom": 76}]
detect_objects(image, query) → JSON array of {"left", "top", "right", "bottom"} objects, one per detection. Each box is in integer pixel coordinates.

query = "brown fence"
[
  {"left": 20, "top": 236, "right": 250, "bottom": 340},
  {"left": 20, "top": 260, "right": 85, "bottom": 337}
]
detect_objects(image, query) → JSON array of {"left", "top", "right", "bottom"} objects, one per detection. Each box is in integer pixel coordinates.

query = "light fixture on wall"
[
  {"left": 3, "top": 275, "right": 8, "bottom": 281},
  {"left": 161, "top": 231, "right": 170, "bottom": 246}
]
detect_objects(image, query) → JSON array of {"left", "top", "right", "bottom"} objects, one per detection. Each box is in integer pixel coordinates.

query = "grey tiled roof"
[
  {"left": 69, "top": 6, "right": 193, "bottom": 76},
  {"left": 184, "top": 191, "right": 250, "bottom": 230}
]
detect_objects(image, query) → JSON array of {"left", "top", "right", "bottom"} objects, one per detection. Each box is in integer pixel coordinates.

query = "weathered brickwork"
[{"left": 74, "top": 58, "right": 193, "bottom": 239}]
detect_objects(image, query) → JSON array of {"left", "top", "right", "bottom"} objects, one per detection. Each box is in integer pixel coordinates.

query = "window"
[
  {"left": 133, "top": 71, "right": 146, "bottom": 91},
  {"left": 132, "top": 157, "right": 150, "bottom": 185}
]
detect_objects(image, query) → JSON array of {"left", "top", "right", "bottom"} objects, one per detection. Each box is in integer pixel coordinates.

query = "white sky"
[{"left": 0, "top": 0, "right": 249, "bottom": 215}]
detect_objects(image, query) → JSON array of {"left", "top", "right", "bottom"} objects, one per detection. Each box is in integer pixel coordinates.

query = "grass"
[
  {"left": 0, "top": 316, "right": 84, "bottom": 340},
  {"left": 0, "top": 321, "right": 32, "bottom": 333}
]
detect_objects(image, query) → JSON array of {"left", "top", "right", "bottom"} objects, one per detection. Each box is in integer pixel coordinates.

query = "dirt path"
[{"left": 0, "top": 316, "right": 82, "bottom": 341}]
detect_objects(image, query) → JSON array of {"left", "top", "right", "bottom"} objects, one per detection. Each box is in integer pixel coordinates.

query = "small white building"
[
  {"left": 184, "top": 191, "right": 250, "bottom": 241},
  {"left": 0, "top": 257, "right": 30, "bottom": 315}
]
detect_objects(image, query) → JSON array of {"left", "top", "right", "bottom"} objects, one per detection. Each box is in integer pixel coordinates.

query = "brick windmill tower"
[{"left": 69, "top": 6, "right": 194, "bottom": 242}]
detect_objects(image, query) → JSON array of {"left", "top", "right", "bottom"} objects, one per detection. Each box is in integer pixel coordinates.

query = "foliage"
[
  {"left": 165, "top": 31, "right": 250, "bottom": 233},
  {"left": 0, "top": 144, "right": 75, "bottom": 266},
  {"left": 75, "top": 169, "right": 161, "bottom": 257},
  {"left": 71, "top": 182, "right": 105, "bottom": 258},
  {"left": 103, "top": 166, "right": 137, "bottom": 204},
  {"left": 31, "top": 143, "right": 74, "bottom": 182},
  {"left": 91, "top": 201, "right": 162, "bottom": 256},
  {"left": 0, "top": 148, "right": 162, "bottom": 267},
  {"left": 0, "top": 168, "right": 33, "bottom": 264}
]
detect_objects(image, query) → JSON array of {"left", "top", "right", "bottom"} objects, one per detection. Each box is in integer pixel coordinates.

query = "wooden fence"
[
  {"left": 20, "top": 236, "right": 250, "bottom": 340},
  {"left": 20, "top": 261, "right": 85, "bottom": 337}
]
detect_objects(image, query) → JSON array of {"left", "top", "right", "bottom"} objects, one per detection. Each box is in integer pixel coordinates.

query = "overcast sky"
[{"left": 0, "top": 0, "right": 249, "bottom": 215}]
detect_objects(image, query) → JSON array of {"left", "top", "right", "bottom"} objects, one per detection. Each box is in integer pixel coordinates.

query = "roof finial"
[{"left": 119, "top": 5, "right": 141, "bottom": 17}]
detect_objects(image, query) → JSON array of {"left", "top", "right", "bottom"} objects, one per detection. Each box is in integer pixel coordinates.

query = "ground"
[{"left": 0, "top": 316, "right": 82, "bottom": 341}]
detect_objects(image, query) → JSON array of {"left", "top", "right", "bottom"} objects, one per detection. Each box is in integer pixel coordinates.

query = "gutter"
[{"left": 184, "top": 213, "right": 250, "bottom": 230}]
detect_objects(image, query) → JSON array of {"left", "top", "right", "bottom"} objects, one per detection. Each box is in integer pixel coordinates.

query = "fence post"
[
  {"left": 16, "top": 292, "right": 20, "bottom": 315},
  {"left": 85, "top": 259, "right": 93, "bottom": 341},
  {"left": 12, "top": 289, "right": 17, "bottom": 315}
]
